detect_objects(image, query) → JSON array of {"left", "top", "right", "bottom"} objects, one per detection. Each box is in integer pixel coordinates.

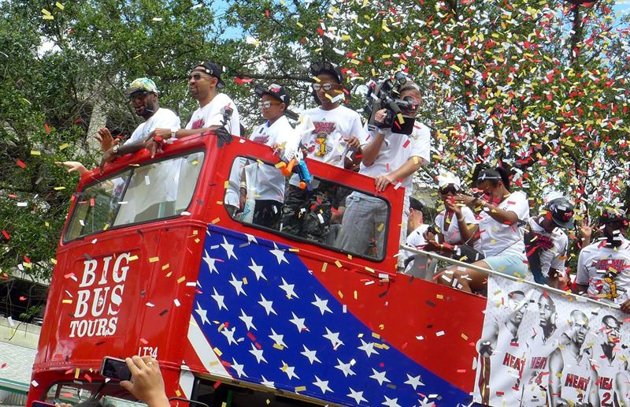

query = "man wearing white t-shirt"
[
  {"left": 95, "top": 78, "right": 181, "bottom": 224},
  {"left": 245, "top": 84, "right": 298, "bottom": 228},
  {"left": 575, "top": 208, "right": 630, "bottom": 311},
  {"left": 151, "top": 61, "right": 242, "bottom": 214},
  {"left": 280, "top": 62, "right": 367, "bottom": 240},
  {"left": 399, "top": 197, "right": 434, "bottom": 279},
  {"left": 525, "top": 197, "right": 574, "bottom": 288},
  {"left": 98, "top": 78, "right": 181, "bottom": 163},
  {"left": 336, "top": 81, "right": 430, "bottom": 259}
]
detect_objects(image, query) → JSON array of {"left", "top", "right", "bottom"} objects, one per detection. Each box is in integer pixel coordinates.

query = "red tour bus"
[{"left": 27, "top": 132, "right": 627, "bottom": 406}]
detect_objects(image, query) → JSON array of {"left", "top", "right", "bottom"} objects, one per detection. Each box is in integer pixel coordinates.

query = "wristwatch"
[
  {"left": 170, "top": 129, "right": 178, "bottom": 139},
  {"left": 112, "top": 144, "right": 120, "bottom": 155}
]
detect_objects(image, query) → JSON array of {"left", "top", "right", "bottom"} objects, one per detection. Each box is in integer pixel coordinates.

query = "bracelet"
[{"left": 170, "top": 129, "right": 178, "bottom": 139}]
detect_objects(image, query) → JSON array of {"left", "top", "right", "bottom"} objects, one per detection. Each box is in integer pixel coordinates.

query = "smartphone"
[
  {"left": 100, "top": 356, "right": 132, "bottom": 381},
  {"left": 32, "top": 402, "right": 56, "bottom": 407}
]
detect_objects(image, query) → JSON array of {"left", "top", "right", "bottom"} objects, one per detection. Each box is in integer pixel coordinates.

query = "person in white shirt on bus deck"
[
  {"left": 149, "top": 61, "right": 242, "bottom": 215},
  {"left": 245, "top": 84, "right": 299, "bottom": 228},
  {"left": 90, "top": 78, "right": 181, "bottom": 224},
  {"left": 524, "top": 196, "right": 574, "bottom": 288},
  {"left": 574, "top": 208, "right": 630, "bottom": 313},
  {"left": 423, "top": 172, "right": 481, "bottom": 263},
  {"left": 280, "top": 61, "right": 367, "bottom": 238},
  {"left": 438, "top": 167, "right": 530, "bottom": 293},
  {"left": 336, "top": 81, "right": 430, "bottom": 260},
  {"left": 299, "top": 61, "right": 366, "bottom": 168},
  {"left": 98, "top": 78, "right": 181, "bottom": 163},
  {"left": 400, "top": 197, "right": 435, "bottom": 279}
]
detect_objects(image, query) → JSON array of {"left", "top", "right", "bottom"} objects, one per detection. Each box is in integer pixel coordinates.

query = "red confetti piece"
[
  {"left": 16, "top": 159, "right": 26, "bottom": 169},
  {"left": 1, "top": 230, "right": 10, "bottom": 240}
]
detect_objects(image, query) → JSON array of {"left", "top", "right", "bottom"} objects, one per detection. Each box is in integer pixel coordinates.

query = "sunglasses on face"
[
  {"left": 312, "top": 82, "right": 335, "bottom": 91},
  {"left": 259, "top": 101, "right": 282, "bottom": 109},
  {"left": 128, "top": 92, "right": 149, "bottom": 101},
  {"left": 188, "top": 72, "right": 208, "bottom": 81},
  {"left": 439, "top": 185, "right": 459, "bottom": 195}
]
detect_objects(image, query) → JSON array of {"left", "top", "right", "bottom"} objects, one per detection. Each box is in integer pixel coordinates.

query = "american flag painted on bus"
[{"left": 188, "top": 225, "right": 471, "bottom": 406}]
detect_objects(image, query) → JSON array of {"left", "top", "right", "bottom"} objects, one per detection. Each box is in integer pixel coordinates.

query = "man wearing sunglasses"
[
  {"left": 299, "top": 61, "right": 366, "bottom": 167},
  {"left": 280, "top": 62, "right": 366, "bottom": 239},
  {"left": 336, "top": 81, "right": 430, "bottom": 261},
  {"left": 244, "top": 84, "right": 298, "bottom": 228},
  {"left": 150, "top": 61, "right": 240, "bottom": 145},
  {"left": 98, "top": 78, "right": 181, "bottom": 163}
]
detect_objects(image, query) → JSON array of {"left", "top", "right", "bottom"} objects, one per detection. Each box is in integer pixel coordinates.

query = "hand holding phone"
[{"left": 100, "top": 356, "right": 132, "bottom": 381}]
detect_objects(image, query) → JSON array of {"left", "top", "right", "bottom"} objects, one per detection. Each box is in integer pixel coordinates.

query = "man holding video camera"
[{"left": 336, "top": 78, "right": 430, "bottom": 260}]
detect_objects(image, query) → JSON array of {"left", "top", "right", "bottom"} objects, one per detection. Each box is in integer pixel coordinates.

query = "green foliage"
[{"left": 0, "top": 0, "right": 628, "bottom": 284}]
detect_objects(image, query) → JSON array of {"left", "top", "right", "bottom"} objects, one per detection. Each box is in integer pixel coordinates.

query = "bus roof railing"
[{"left": 400, "top": 244, "right": 621, "bottom": 310}]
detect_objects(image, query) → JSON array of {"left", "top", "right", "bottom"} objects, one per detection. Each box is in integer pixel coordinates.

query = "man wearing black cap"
[
  {"left": 151, "top": 61, "right": 240, "bottom": 142},
  {"left": 280, "top": 61, "right": 366, "bottom": 239},
  {"left": 299, "top": 61, "right": 366, "bottom": 167},
  {"left": 524, "top": 196, "right": 574, "bottom": 288},
  {"left": 244, "top": 84, "right": 299, "bottom": 228},
  {"left": 575, "top": 207, "right": 630, "bottom": 312}
]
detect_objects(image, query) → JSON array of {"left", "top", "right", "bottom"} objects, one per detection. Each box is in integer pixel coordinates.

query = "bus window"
[
  {"left": 225, "top": 157, "right": 389, "bottom": 260},
  {"left": 44, "top": 382, "right": 147, "bottom": 406},
  {"left": 65, "top": 151, "right": 204, "bottom": 242}
]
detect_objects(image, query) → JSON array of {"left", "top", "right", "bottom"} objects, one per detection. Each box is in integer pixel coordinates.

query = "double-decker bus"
[{"left": 27, "top": 132, "right": 629, "bottom": 407}]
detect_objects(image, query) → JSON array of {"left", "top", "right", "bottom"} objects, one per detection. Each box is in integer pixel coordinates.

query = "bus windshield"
[{"left": 64, "top": 151, "right": 205, "bottom": 242}]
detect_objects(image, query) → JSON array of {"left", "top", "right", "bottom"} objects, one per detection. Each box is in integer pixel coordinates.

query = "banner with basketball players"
[{"left": 473, "top": 276, "right": 630, "bottom": 407}]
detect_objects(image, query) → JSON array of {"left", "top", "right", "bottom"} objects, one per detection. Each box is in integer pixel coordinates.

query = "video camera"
[{"left": 364, "top": 71, "right": 417, "bottom": 135}]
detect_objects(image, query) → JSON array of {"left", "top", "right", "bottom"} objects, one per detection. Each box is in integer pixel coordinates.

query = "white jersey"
[
  {"left": 521, "top": 325, "right": 564, "bottom": 406},
  {"left": 400, "top": 224, "right": 430, "bottom": 277},
  {"left": 435, "top": 207, "right": 478, "bottom": 246},
  {"left": 527, "top": 218, "right": 569, "bottom": 278},
  {"left": 487, "top": 316, "right": 525, "bottom": 406},
  {"left": 576, "top": 238, "right": 630, "bottom": 305},
  {"left": 127, "top": 108, "right": 180, "bottom": 144},
  {"left": 558, "top": 346, "right": 594, "bottom": 404},
  {"left": 591, "top": 344, "right": 627, "bottom": 406},
  {"left": 359, "top": 122, "right": 431, "bottom": 190},
  {"left": 115, "top": 108, "right": 181, "bottom": 224},
  {"left": 186, "top": 94, "right": 241, "bottom": 207},
  {"left": 477, "top": 190, "right": 530, "bottom": 259},
  {"left": 249, "top": 116, "right": 299, "bottom": 202},
  {"left": 185, "top": 93, "right": 241, "bottom": 136}
]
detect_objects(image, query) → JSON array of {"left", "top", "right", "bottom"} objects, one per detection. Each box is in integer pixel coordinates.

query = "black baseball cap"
[
  {"left": 258, "top": 83, "right": 290, "bottom": 106},
  {"left": 193, "top": 61, "right": 225, "bottom": 88},
  {"left": 546, "top": 197, "right": 575, "bottom": 228},
  {"left": 310, "top": 61, "right": 344, "bottom": 84},
  {"left": 409, "top": 197, "right": 425, "bottom": 212}
]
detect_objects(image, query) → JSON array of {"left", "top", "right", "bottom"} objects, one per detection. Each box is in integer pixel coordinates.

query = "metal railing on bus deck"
[{"left": 399, "top": 244, "right": 621, "bottom": 311}]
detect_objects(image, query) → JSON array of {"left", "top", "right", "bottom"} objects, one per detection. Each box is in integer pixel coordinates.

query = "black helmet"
[{"left": 546, "top": 197, "right": 575, "bottom": 228}]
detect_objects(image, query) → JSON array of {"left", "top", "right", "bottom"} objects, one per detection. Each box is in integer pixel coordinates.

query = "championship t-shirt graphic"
[{"left": 307, "top": 121, "right": 336, "bottom": 157}]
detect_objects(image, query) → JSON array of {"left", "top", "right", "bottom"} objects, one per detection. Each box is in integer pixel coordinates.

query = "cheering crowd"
[{"left": 64, "top": 60, "right": 629, "bottom": 313}]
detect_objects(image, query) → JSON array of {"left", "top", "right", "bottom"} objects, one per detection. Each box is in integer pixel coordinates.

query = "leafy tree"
[{"left": 0, "top": 0, "right": 628, "bottom": 295}]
